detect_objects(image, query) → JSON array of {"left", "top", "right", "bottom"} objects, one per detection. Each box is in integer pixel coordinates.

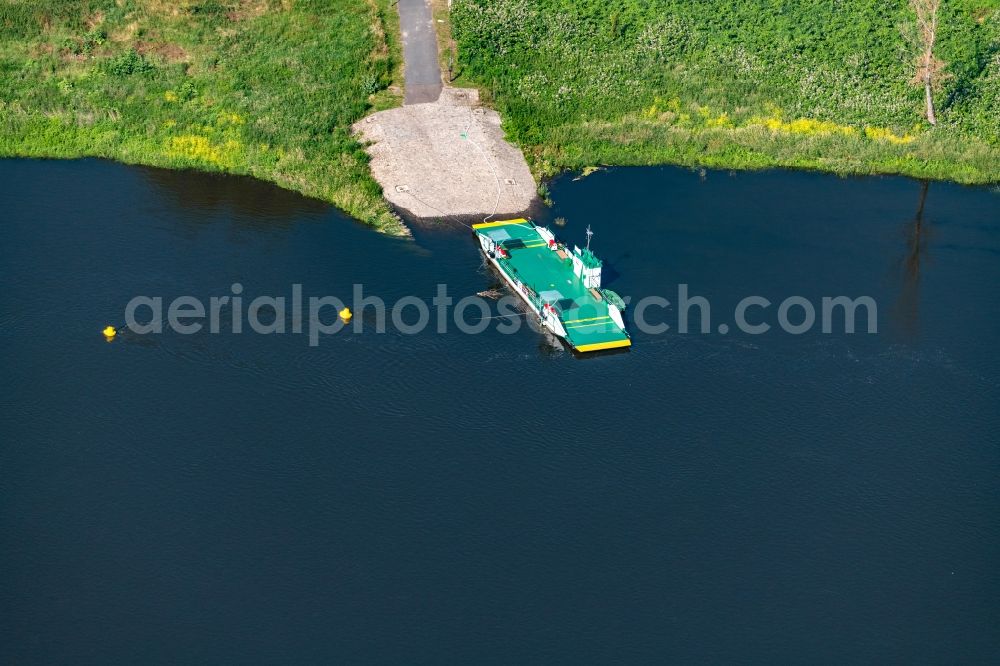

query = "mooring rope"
[
  {"left": 461, "top": 112, "right": 502, "bottom": 223},
  {"left": 403, "top": 107, "right": 505, "bottom": 227}
]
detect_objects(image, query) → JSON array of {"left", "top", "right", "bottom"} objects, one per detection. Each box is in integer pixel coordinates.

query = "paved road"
[{"left": 398, "top": 0, "right": 442, "bottom": 104}]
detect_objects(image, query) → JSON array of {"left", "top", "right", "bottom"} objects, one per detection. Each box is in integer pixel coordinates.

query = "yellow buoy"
[
  {"left": 103, "top": 325, "right": 117, "bottom": 340},
  {"left": 339, "top": 307, "right": 352, "bottom": 321}
]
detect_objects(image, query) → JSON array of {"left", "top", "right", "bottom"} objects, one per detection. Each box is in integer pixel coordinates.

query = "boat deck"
[{"left": 473, "top": 220, "right": 630, "bottom": 352}]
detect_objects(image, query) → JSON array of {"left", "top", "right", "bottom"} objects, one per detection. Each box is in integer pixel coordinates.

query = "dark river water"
[{"left": 2, "top": 159, "right": 998, "bottom": 663}]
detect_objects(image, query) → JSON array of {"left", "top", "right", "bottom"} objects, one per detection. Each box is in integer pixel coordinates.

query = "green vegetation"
[
  {"left": 452, "top": 0, "right": 1000, "bottom": 183},
  {"left": 0, "top": 0, "right": 407, "bottom": 234}
]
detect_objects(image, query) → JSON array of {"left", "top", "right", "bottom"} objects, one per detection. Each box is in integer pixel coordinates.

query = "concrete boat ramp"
[{"left": 353, "top": 0, "right": 536, "bottom": 221}]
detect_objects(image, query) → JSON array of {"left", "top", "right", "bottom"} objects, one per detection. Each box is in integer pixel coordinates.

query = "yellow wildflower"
[{"left": 864, "top": 126, "right": 915, "bottom": 144}]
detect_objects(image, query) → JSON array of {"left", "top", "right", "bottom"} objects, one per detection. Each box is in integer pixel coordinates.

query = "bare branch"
[{"left": 907, "top": 0, "right": 946, "bottom": 124}]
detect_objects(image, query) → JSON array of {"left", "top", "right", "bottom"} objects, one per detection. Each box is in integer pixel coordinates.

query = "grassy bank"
[
  {"left": 0, "top": 0, "right": 408, "bottom": 234},
  {"left": 451, "top": 0, "right": 1000, "bottom": 184}
]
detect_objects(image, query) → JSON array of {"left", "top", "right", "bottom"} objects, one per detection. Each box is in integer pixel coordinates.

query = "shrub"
[
  {"left": 178, "top": 80, "right": 197, "bottom": 102},
  {"left": 106, "top": 49, "right": 154, "bottom": 77}
]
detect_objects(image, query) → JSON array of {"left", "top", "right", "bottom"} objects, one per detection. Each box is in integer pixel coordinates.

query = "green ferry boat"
[{"left": 473, "top": 219, "right": 630, "bottom": 353}]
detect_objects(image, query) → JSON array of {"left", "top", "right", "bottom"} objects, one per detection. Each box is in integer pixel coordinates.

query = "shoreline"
[
  {"left": 449, "top": 1, "right": 1000, "bottom": 190},
  {"left": 516, "top": 125, "right": 1000, "bottom": 188},
  {"left": 3, "top": 1, "right": 996, "bottom": 237},
  {"left": 0, "top": 1, "right": 410, "bottom": 236}
]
